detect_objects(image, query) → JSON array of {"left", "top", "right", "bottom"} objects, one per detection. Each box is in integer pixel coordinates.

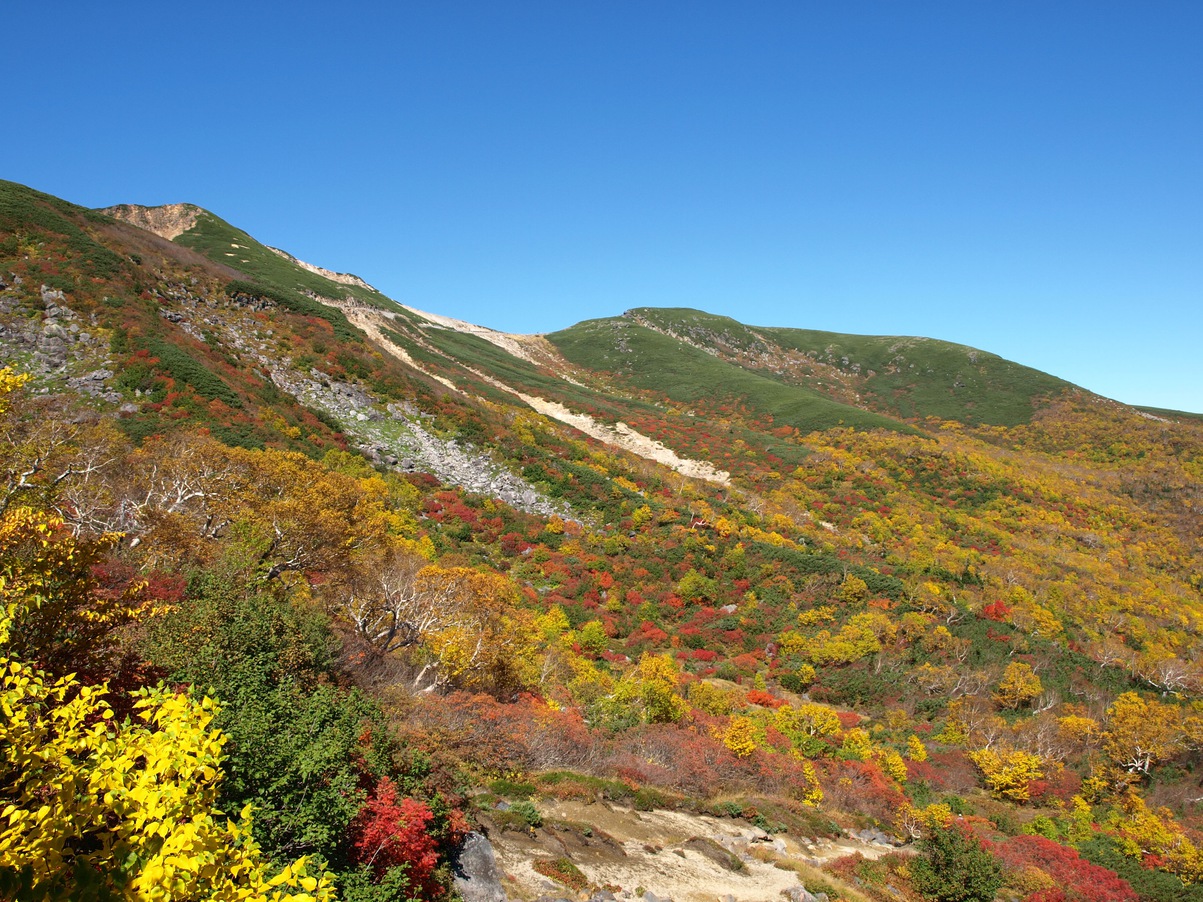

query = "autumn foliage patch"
[
  {"left": 990, "top": 835, "right": 1136, "bottom": 902},
  {"left": 349, "top": 777, "right": 439, "bottom": 886}
]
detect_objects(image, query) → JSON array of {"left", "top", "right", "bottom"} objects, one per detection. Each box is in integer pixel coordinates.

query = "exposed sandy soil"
[
  {"left": 508, "top": 391, "right": 730, "bottom": 486},
  {"left": 486, "top": 799, "right": 896, "bottom": 902},
  {"left": 400, "top": 305, "right": 560, "bottom": 369}
]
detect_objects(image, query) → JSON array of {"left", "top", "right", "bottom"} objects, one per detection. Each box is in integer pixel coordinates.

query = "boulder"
[
  {"left": 680, "top": 836, "right": 744, "bottom": 873},
  {"left": 453, "top": 832, "right": 508, "bottom": 902},
  {"left": 40, "top": 285, "right": 65, "bottom": 306}
]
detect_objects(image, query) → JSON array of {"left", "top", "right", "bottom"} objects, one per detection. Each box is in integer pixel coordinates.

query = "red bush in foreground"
[{"left": 349, "top": 777, "right": 438, "bottom": 884}]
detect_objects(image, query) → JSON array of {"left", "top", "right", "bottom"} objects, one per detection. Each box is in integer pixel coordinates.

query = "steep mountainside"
[{"left": 4, "top": 178, "right": 1203, "bottom": 902}]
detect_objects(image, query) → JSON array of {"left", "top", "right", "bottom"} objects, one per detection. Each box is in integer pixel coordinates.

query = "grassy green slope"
[
  {"left": 625, "top": 307, "right": 772, "bottom": 355},
  {"left": 164, "top": 208, "right": 396, "bottom": 310},
  {"left": 762, "top": 326, "right": 1074, "bottom": 426},
  {"left": 548, "top": 316, "right": 910, "bottom": 436},
  {"left": 623, "top": 307, "right": 1075, "bottom": 428}
]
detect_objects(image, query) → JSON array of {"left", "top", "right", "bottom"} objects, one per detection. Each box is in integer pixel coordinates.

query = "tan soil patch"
[
  {"left": 488, "top": 800, "right": 893, "bottom": 902},
  {"left": 265, "top": 245, "right": 378, "bottom": 291}
]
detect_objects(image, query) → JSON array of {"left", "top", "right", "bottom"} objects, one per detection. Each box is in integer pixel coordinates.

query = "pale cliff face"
[{"left": 100, "top": 203, "right": 201, "bottom": 241}]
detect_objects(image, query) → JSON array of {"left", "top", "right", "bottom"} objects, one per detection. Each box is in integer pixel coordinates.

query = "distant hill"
[{"left": 557, "top": 306, "right": 1078, "bottom": 428}]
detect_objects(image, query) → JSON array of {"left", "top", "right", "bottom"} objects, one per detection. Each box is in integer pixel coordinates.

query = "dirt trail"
[{"left": 501, "top": 391, "right": 730, "bottom": 487}]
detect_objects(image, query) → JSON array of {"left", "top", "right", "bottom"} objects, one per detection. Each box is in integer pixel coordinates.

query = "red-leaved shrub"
[
  {"left": 989, "top": 835, "right": 1136, "bottom": 902},
  {"left": 349, "top": 777, "right": 438, "bottom": 885}
]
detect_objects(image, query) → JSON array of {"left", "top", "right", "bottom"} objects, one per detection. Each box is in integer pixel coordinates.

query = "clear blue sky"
[{"left": 5, "top": 2, "right": 1201, "bottom": 411}]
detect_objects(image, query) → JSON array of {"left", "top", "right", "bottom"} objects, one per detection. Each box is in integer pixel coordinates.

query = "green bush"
[
  {"left": 631, "top": 787, "right": 671, "bottom": 811},
  {"left": 141, "top": 573, "right": 398, "bottom": 869},
  {"left": 208, "top": 424, "right": 266, "bottom": 451},
  {"left": 143, "top": 336, "right": 242, "bottom": 408},
  {"left": 509, "top": 800, "right": 543, "bottom": 829},
  {"left": 779, "top": 670, "right": 815, "bottom": 694},
  {"left": 114, "top": 361, "right": 159, "bottom": 394},
  {"left": 911, "top": 824, "right": 1002, "bottom": 902},
  {"left": 488, "top": 778, "right": 536, "bottom": 800}
]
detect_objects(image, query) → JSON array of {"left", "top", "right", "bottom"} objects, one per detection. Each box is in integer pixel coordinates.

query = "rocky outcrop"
[
  {"left": 125, "top": 278, "right": 569, "bottom": 519},
  {"left": 0, "top": 283, "right": 115, "bottom": 399},
  {"left": 484, "top": 799, "right": 897, "bottom": 902},
  {"left": 263, "top": 364, "right": 568, "bottom": 517},
  {"left": 454, "top": 833, "right": 509, "bottom": 902},
  {"left": 100, "top": 203, "right": 201, "bottom": 241}
]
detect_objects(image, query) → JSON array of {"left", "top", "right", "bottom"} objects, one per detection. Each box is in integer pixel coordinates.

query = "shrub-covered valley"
[{"left": 2, "top": 178, "right": 1202, "bottom": 902}]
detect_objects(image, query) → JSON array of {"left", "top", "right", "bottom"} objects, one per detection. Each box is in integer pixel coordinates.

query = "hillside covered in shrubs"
[{"left": 2, "top": 179, "right": 1202, "bottom": 902}]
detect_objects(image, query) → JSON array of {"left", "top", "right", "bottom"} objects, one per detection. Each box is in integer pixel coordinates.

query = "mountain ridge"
[
  {"left": 4, "top": 177, "right": 1203, "bottom": 902},
  {"left": 95, "top": 195, "right": 1171, "bottom": 422}
]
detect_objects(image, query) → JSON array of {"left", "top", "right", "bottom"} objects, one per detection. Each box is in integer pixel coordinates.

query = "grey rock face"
[
  {"left": 67, "top": 369, "right": 115, "bottom": 397},
  {"left": 40, "top": 285, "right": 65, "bottom": 307},
  {"left": 42, "top": 323, "right": 71, "bottom": 341},
  {"left": 851, "top": 827, "right": 897, "bottom": 847},
  {"left": 453, "top": 832, "right": 508, "bottom": 902},
  {"left": 34, "top": 335, "right": 68, "bottom": 369}
]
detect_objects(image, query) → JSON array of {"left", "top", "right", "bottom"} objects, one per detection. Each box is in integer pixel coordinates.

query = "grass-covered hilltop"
[{"left": 2, "top": 176, "right": 1202, "bottom": 902}]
